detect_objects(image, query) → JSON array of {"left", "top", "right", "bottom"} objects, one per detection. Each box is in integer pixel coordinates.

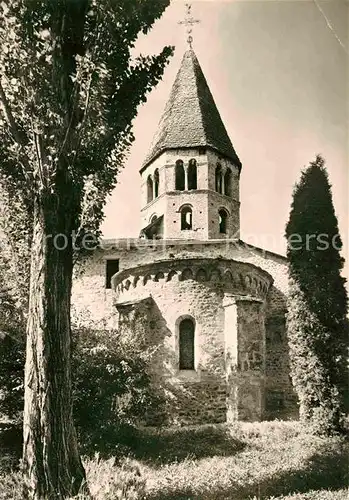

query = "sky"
[{"left": 101, "top": 0, "right": 348, "bottom": 282}]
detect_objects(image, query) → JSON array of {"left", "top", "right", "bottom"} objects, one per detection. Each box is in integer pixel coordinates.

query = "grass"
[{"left": 0, "top": 421, "right": 348, "bottom": 500}]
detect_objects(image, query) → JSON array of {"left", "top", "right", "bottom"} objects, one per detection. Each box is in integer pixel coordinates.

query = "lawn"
[{"left": 0, "top": 421, "right": 348, "bottom": 499}]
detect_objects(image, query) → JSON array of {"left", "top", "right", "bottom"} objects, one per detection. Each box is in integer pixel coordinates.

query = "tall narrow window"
[
  {"left": 147, "top": 175, "right": 153, "bottom": 203},
  {"left": 154, "top": 169, "right": 159, "bottom": 198},
  {"left": 215, "top": 164, "right": 223, "bottom": 194},
  {"left": 224, "top": 168, "right": 232, "bottom": 197},
  {"left": 181, "top": 206, "right": 192, "bottom": 230},
  {"left": 179, "top": 318, "right": 195, "bottom": 370},
  {"left": 175, "top": 160, "right": 185, "bottom": 191},
  {"left": 219, "top": 209, "right": 228, "bottom": 234},
  {"left": 105, "top": 259, "right": 119, "bottom": 289},
  {"left": 188, "top": 159, "right": 197, "bottom": 190}
]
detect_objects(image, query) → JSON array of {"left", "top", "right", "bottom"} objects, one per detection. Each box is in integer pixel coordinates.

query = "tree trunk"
[{"left": 23, "top": 185, "right": 86, "bottom": 499}]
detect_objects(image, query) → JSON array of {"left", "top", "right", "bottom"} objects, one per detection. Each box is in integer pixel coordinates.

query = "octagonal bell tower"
[{"left": 140, "top": 49, "right": 242, "bottom": 241}]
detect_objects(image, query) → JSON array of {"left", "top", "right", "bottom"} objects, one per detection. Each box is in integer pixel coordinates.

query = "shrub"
[
  {"left": 72, "top": 325, "right": 165, "bottom": 454},
  {"left": 0, "top": 321, "right": 165, "bottom": 454}
]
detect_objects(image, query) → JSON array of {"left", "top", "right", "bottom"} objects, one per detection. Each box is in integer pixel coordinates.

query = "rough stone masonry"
[{"left": 72, "top": 49, "right": 298, "bottom": 425}]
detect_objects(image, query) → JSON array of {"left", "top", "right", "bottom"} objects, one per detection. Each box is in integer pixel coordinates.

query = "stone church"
[{"left": 72, "top": 49, "right": 298, "bottom": 425}]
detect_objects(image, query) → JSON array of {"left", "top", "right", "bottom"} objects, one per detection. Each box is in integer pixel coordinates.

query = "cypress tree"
[{"left": 285, "top": 155, "right": 348, "bottom": 435}]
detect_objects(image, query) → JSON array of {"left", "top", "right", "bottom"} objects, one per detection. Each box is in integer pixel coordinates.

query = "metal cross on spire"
[{"left": 178, "top": 3, "right": 200, "bottom": 49}]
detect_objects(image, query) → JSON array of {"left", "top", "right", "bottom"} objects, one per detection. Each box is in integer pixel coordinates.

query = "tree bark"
[{"left": 23, "top": 178, "right": 86, "bottom": 499}]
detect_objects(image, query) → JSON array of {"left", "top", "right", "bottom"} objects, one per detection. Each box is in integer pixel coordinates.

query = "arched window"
[
  {"left": 175, "top": 160, "right": 185, "bottom": 191},
  {"left": 188, "top": 159, "right": 197, "bottom": 190},
  {"left": 147, "top": 175, "right": 153, "bottom": 203},
  {"left": 224, "top": 168, "right": 232, "bottom": 197},
  {"left": 179, "top": 318, "right": 195, "bottom": 370},
  {"left": 150, "top": 214, "right": 157, "bottom": 224},
  {"left": 215, "top": 164, "right": 223, "bottom": 194},
  {"left": 219, "top": 209, "right": 228, "bottom": 234},
  {"left": 180, "top": 206, "right": 192, "bottom": 230},
  {"left": 154, "top": 169, "right": 159, "bottom": 198}
]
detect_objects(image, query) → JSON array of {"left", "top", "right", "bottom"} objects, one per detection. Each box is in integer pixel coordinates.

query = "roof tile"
[{"left": 141, "top": 49, "right": 241, "bottom": 171}]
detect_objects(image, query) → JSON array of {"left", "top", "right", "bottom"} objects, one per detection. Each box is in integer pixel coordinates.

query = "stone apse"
[{"left": 112, "top": 257, "right": 274, "bottom": 425}]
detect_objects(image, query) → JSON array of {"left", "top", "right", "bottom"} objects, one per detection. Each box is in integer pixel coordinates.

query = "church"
[{"left": 72, "top": 47, "right": 298, "bottom": 426}]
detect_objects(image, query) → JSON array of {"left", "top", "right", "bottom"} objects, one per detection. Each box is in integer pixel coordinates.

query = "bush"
[
  {"left": 0, "top": 322, "right": 164, "bottom": 454},
  {"left": 71, "top": 325, "right": 165, "bottom": 453}
]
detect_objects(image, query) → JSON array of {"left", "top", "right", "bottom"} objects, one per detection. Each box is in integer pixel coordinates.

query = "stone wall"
[
  {"left": 139, "top": 148, "right": 240, "bottom": 240},
  {"left": 72, "top": 239, "right": 285, "bottom": 325},
  {"left": 71, "top": 238, "right": 298, "bottom": 422},
  {"left": 111, "top": 257, "right": 272, "bottom": 426},
  {"left": 264, "top": 286, "right": 298, "bottom": 420},
  {"left": 224, "top": 295, "right": 266, "bottom": 422}
]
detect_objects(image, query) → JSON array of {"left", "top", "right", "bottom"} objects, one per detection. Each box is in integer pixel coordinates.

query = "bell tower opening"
[
  {"left": 224, "top": 168, "right": 232, "bottom": 197},
  {"left": 219, "top": 209, "right": 228, "bottom": 234},
  {"left": 215, "top": 164, "right": 223, "bottom": 194},
  {"left": 147, "top": 175, "right": 153, "bottom": 204},
  {"left": 175, "top": 160, "right": 185, "bottom": 191},
  {"left": 154, "top": 169, "right": 159, "bottom": 198},
  {"left": 188, "top": 159, "right": 197, "bottom": 190}
]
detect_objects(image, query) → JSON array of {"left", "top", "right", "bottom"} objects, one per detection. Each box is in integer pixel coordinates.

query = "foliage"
[
  {"left": 0, "top": 457, "right": 146, "bottom": 500},
  {"left": 1, "top": 422, "right": 348, "bottom": 500},
  {"left": 125, "top": 424, "right": 244, "bottom": 465},
  {"left": 139, "top": 423, "right": 348, "bottom": 499},
  {"left": 267, "top": 490, "right": 349, "bottom": 500},
  {"left": 77, "top": 456, "right": 146, "bottom": 500},
  {"left": 286, "top": 280, "right": 346, "bottom": 435},
  {"left": 285, "top": 155, "right": 348, "bottom": 435},
  {"left": 0, "top": 1, "right": 173, "bottom": 493},
  {"left": 0, "top": 253, "right": 26, "bottom": 422},
  {"left": 0, "top": 322, "right": 166, "bottom": 451},
  {"left": 0, "top": 336, "right": 24, "bottom": 421},
  {"left": 0, "top": 0, "right": 173, "bottom": 245},
  {"left": 71, "top": 326, "right": 165, "bottom": 454}
]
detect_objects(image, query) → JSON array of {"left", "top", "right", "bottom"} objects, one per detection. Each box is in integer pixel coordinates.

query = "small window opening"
[
  {"left": 154, "top": 169, "right": 159, "bottom": 198},
  {"left": 175, "top": 160, "right": 185, "bottom": 191},
  {"left": 224, "top": 168, "right": 232, "bottom": 197},
  {"left": 179, "top": 318, "right": 195, "bottom": 370},
  {"left": 105, "top": 259, "right": 119, "bottom": 289},
  {"left": 181, "top": 206, "right": 192, "bottom": 230},
  {"left": 147, "top": 175, "right": 153, "bottom": 203},
  {"left": 219, "top": 209, "right": 228, "bottom": 234},
  {"left": 188, "top": 159, "right": 197, "bottom": 190},
  {"left": 215, "top": 164, "right": 223, "bottom": 194}
]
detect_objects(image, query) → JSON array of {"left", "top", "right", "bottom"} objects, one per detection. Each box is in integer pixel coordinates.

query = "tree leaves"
[
  {"left": 0, "top": 0, "right": 173, "bottom": 252},
  {"left": 285, "top": 155, "right": 348, "bottom": 435}
]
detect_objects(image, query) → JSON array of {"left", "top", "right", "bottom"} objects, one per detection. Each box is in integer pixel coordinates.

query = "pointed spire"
[{"left": 141, "top": 49, "right": 241, "bottom": 171}]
